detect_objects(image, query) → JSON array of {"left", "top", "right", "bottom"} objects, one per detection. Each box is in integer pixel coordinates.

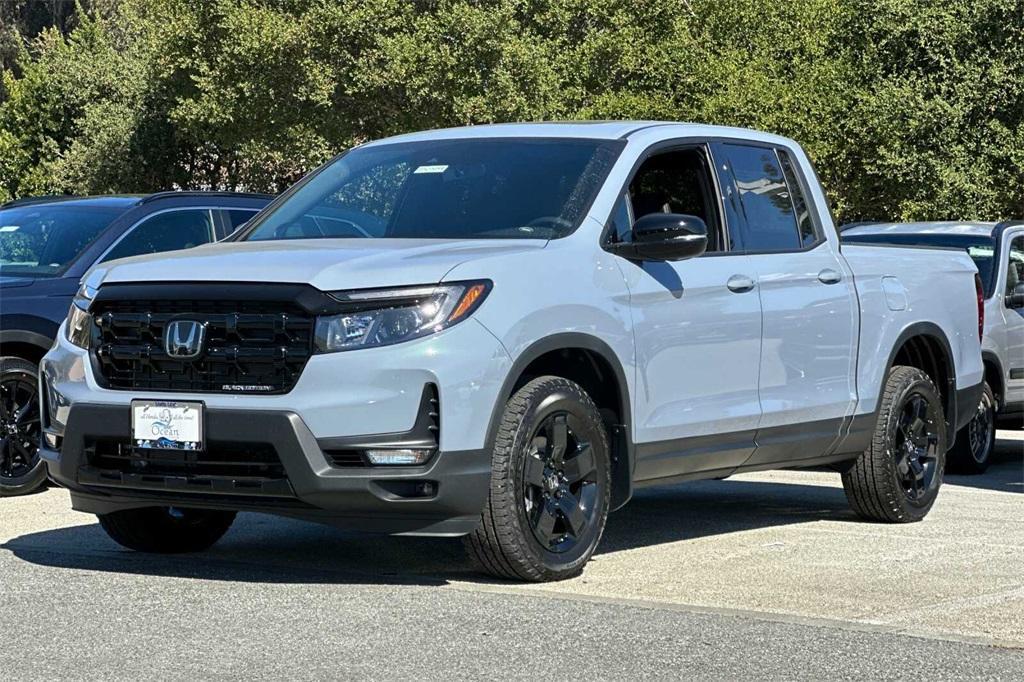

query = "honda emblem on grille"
[{"left": 164, "top": 320, "right": 206, "bottom": 359}]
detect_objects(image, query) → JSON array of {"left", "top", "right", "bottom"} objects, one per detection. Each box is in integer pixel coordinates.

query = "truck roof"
[
  {"left": 842, "top": 221, "right": 998, "bottom": 238},
  {"left": 363, "top": 121, "right": 798, "bottom": 148}
]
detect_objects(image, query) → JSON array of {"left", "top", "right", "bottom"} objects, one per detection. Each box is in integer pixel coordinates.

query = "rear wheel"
[
  {"left": 842, "top": 366, "right": 946, "bottom": 523},
  {"left": 464, "top": 376, "right": 611, "bottom": 582},
  {"left": 98, "top": 507, "right": 237, "bottom": 553},
  {"left": 947, "top": 382, "right": 995, "bottom": 475},
  {"left": 0, "top": 357, "right": 47, "bottom": 497}
]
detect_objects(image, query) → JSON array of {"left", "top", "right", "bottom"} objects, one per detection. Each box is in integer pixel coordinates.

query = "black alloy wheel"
[
  {"left": 893, "top": 392, "right": 942, "bottom": 503},
  {"left": 842, "top": 365, "right": 947, "bottom": 523},
  {"left": 0, "top": 357, "right": 47, "bottom": 496},
  {"left": 966, "top": 392, "right": 995, "bottom": 464},
  {"left": 522, "top": 411, "right": 600, "bottom": 554},
  {"left": 948, "top": 382, "right": 996, "bottom": 475},
  {"left": 465, "top": 376, "right": 611, "bottom": 581}
]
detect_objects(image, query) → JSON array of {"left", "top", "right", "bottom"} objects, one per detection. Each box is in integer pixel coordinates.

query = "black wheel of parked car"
[
  {"left": 0, "top": 357, "right": 47, "bottom": 497},
  {"left": 464, "top": 376, "right": 611, "bottom": 582},
  {"left": 98, "top": 507, "right": 237, "bottom": 553},
  {"left": 842, "top": 365, "right": 947, "bottom": 523},
  {"left": 947, "top": 382, "right": 996, "bottom": 475}
]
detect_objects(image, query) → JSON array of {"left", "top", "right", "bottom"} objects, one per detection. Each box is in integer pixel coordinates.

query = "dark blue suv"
[{"left": 0, "top": 191, "right": 272, "bottom": 496}]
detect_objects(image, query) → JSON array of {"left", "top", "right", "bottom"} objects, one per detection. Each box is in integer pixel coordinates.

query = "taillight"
[{"left": 974, "top": 273, "right": 985, "bottom": 342}]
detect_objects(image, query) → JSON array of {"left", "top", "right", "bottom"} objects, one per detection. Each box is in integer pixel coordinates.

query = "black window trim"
[
  {"left": 706, "top": 139, "right": 829, "bottom": 256},
  {"left": 93, "top": 206, "right": 219, "bottom": 265},
  {"left": 600, "top": 140, "right": 739, "bottom": 258}
]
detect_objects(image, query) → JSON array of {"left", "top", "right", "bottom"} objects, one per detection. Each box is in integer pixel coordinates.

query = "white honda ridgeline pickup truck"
[{"left": 41, "top": 123, "right": 984, "bottom": 581}]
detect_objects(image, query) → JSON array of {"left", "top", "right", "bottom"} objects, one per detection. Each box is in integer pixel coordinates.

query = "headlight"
[
  {"left": 64, "top": 282, "right": 97, "bottom": 349},
  {"left": 315, "top": 280, "right": 491, "bottom": 353},
  {"left": 65, "top": 301, "right": 92, "bottom": 349}
]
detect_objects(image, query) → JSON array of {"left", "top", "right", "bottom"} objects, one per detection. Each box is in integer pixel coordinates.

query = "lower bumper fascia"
[{"left": 43, "top": 403, "right": 491, "bottom": 536}]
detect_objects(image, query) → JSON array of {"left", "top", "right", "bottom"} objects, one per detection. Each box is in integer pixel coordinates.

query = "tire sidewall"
[
  {"left": 968, "top": 383, "right": 996, "bottom": 466},
  {"left": 504, "top": 382, "right": 611, "bottom": 577},
  {"left": 0, "top": 457, "right": 47, "bottom": 495}
]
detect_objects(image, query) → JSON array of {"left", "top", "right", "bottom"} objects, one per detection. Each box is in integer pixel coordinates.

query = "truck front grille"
[{"left": 90, "top": 298, "right": 314, "bottom": 394}]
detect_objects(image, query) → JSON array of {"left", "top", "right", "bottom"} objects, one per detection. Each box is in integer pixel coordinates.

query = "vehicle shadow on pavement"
[
  {"left": 1, "top": 517, "right": 467, "bottom": 586},
  {"left": 944, "top": 436, "right": 1023, "bottom": 495},
  {"left": 4, "top": 440, "right": 1018, "bottom": 584},
  {"left": 596, "top": 477, "right": 858, "bottom": 554},
  {"left": 3, "top": 476, "right": 864, "bottom": 585}
]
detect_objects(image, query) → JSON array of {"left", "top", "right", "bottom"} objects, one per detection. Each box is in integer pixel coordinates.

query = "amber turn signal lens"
[{"left": 449, "top": 283, "right": 487, "bottom": 322}]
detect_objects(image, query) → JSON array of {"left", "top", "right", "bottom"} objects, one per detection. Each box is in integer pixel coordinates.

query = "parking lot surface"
[{"left": 1, "top": 433, "right": 1021, "bottom": 679}]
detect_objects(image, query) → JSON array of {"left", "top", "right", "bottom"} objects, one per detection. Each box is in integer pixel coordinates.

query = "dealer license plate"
[{"left": 131, "top": 400, "right": 204, "bottom": 451}]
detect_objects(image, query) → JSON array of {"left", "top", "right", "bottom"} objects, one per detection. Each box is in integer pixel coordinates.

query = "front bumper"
[
  {"left": 41, "top": 403, "right": 490, "bottom": 536},
  {"left": 39, "top": 315, "right": 511, "bottom": 535}
]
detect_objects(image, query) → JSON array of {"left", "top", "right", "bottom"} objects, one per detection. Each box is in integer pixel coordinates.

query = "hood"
[{"left": 96, "top": 238, "right": 548, "bottom": 291}]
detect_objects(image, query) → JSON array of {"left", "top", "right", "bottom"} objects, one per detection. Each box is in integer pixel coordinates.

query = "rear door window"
[
  {"left": 714, "top": 143, "right": 803, "bottom": 253},
  {"left": 101, "top": 209, "right": 216, "bottom": 262}
]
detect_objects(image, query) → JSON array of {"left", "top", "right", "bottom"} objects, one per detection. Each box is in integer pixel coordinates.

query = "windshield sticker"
[
  {"left": 0, "top": 226, "right": 19, "bottom": 232},
  {"left": 413, "top": 164, "right": 449, "bottom": 174}
]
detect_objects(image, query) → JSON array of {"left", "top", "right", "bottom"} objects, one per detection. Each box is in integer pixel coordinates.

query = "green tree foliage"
[{"left": 0, "top": 0, "right": 1021, "bottom": 220}]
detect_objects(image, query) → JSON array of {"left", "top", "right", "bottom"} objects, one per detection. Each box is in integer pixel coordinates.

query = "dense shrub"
[{"left": 1, "top": 0, "right": 1021, "bottom": 221}]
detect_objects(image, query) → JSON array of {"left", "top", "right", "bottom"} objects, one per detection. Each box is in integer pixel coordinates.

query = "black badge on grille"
[{"left": 164, "top": 320, "right": 206, "bottom": 359}]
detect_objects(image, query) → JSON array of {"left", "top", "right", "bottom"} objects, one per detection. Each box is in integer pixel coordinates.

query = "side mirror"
[
  {"left": 608, "top": 213, "right": 708, "bottom": 262},
  {"left": 1006, "top": 282, "right": 1024, "bottom": 309}
]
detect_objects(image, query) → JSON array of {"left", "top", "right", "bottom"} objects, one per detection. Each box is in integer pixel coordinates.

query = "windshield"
[
  {"left": 843, "top": 232, "right": 997, "bottom": 296},
  {"left": 0, "top": 204, "right": 124, "bottom": 277},
  {"left": 241, "top": 138, "right": 624, "bottom": 242}
]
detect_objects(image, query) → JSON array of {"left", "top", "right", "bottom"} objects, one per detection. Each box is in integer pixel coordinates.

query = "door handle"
[
  {"left": 726, "top": 275, "right": 756, "bottom": 293},
  {"left": 818, "top": 268, "right": 842, "bottom": 285}
]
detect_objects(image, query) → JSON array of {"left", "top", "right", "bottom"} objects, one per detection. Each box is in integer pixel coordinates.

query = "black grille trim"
[
  {"left": 88, "top": 283, "right": 338, "bottom": 394},
  {"left": 82, "top": 437, "right": 296, "bottom": 498}
]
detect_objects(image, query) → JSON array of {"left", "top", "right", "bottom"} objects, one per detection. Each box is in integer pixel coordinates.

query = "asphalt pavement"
[{"left": 1, "top": 432, "right": 1021, "bottom": 680}]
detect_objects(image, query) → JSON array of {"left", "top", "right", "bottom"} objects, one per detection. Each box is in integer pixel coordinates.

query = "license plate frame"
[{"left": 131, "top": 399, "right": 204, "bottom": 451}]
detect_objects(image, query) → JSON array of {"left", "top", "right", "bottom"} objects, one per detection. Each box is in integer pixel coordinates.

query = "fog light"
[
  {"left": 44, "top": 433, "right": 61, "bottom": 449},
  {"left": 364, "top": 448, "right": 435, "bottom": 465}
]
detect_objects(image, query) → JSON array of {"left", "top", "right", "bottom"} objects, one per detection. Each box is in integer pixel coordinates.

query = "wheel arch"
[
  {"left": 485, "top": 333, "right": 635, "bottom": 511},
  {"left": 883, "top": 322, "right": 958, "bottom": 443},
  {"left": 981, "top": 351, "right": 1005, "bottom": 408},
  {"left": 0, "top": 329, "right": 53, "bottom": 366}
]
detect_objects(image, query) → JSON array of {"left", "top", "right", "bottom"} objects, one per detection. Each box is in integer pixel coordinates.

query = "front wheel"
[
  {"left": 464, "top": 376, "right": 611, "bottom": 582},
  {"left": 842, "top": 366, "right": 947, "bottom": 523},
  {"left": 0, "top": 357, "right": 47, "bottom": 497},
  {"left": 947, "top": 382, "right": 995, "bottom": 475},
  {"left": 98, "top": 507, "right": 237, "bottom": 553}
]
